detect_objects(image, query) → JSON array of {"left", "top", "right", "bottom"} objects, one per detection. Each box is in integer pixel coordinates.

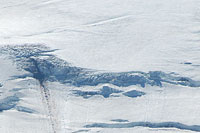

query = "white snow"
[{"left": 0, "top": 0, "right": 200, "bottom": 132}]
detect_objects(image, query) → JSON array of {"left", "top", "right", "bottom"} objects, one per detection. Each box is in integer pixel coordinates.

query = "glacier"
[{"left": 0, "top": 0, "right": 200, "bottom": 133}]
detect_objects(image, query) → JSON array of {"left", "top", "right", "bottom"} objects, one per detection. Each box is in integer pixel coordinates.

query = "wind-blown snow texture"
[
  {"left": 1, "top": 44, "right": 200, "bottom": 132},
  {"left": 85, "top": 121, "right": 200, "bottom": 132},
  {"left": 0, "top": 95, "right": 19, "bottom": 112},
  {"left": 1, "top": 44, "right": 200, "bottom": 88},
  {"left": 1, "top": 0, "right": 200, "bottom": 132}
]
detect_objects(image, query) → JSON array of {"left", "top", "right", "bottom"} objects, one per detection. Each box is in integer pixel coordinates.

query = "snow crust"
[{"left": 1, "top": 0, "right": 200, "bottom": 132}]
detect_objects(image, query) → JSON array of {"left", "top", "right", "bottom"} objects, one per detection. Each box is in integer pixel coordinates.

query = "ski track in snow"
[
  {"left": 40, "top": 84, "right": 59, "bottom": 133},
  {"left": 0, "top": 44, "right": 200, "bottom": 132}
]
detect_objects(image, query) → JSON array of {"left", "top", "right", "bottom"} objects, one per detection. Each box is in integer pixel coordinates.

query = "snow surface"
[{"left": 0, "top": 0, "right": 200, "bottom": 133}]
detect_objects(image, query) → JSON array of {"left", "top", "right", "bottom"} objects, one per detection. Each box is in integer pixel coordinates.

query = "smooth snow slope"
[
  {"left": 0, "top": 0, "right": 200, "bottom": 74},
  {"left": 0, "top": 0, "right": 200, "bottom": 133}
]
